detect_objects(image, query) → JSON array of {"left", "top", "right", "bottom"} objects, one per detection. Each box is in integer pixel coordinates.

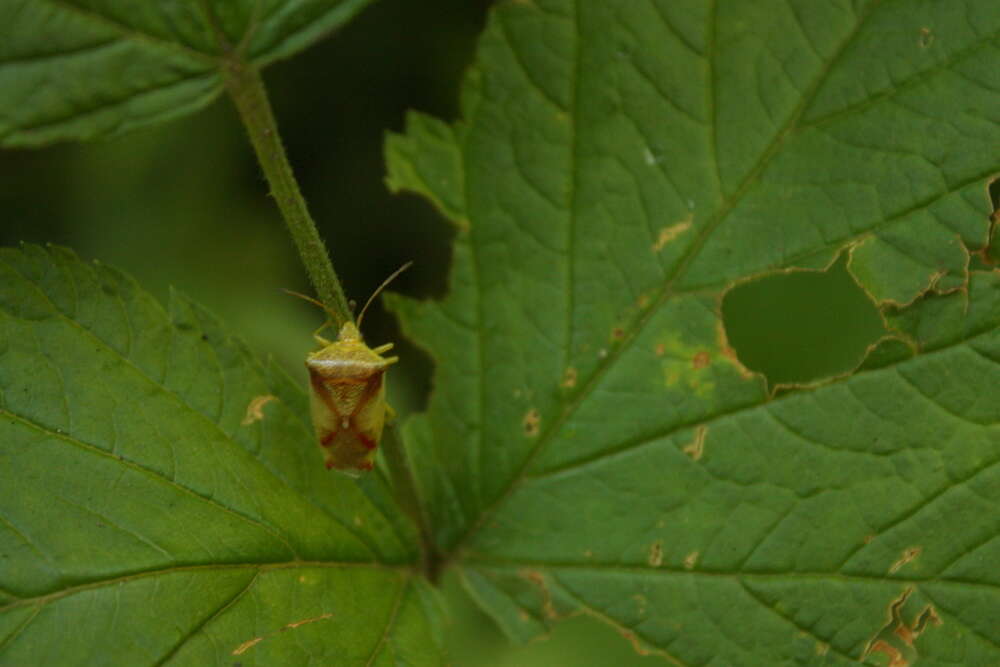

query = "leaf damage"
[
  {"left": 231, "top": 636, "right": 263, "bottom": 656},
  {"left": 241, "top": 394, "right": 279, "bottom": 425},
  {"left": 647, "top": 541, "right": 664, "bottom": 567},
  {"left": 522, "top": 408, "right": 541, "bottom": 437},
  {"left": 862, "top": 588, "right": 942, "bottom": 667},
  {"left": 230, "top": 613, "right": 335, "bottom": 656},
  {"left": 651, "top": 218, "right": 693, "bottom": 253},
  {"left": 682, "top": 426, "right": 707, "bottom": 462},
  {"left": 888, "top": 546, "right": 922, "bottom": 575},
  {"left": 519, "top": 570, "right": 559, "bottom": 620}
]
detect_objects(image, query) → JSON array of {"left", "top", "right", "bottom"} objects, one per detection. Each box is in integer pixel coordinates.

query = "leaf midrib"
[{"left": 0, "top": 560, "right": 409, "bottom": 614}]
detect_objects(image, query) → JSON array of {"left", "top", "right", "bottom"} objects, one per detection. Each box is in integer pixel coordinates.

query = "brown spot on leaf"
[
  {"left": 652, "top": 218, "right": 692, "bottom": 252},
  {"left": 611, "top": 327, "right": 625, "bottom": 342},
  {"left": 683, "top": 425, "right": 707, "bottom": 461},
  {"left": 654, "top": 343, "right": 666, "bottom": 357},
  {"left": 522, "top": 408, "right": 541, "bottom": 437},
  {"left": 864, "top": 534, "right": 877, "bottom": 545},
  {"left": 683, "top": 551, "right": 699, "bottom": 570},
  {"left": 561, "top": 367, "right": 578, "bottom": 389},
  {"left": 637, "top": 293, "right": 651, "bottom": 309},
  {"left": 692, "top": 351, "right": 710, "bottom": 369},
  {"left": 889, "top": 546, "right": 922, "bottom": 574},
  {"left": 241, "top": 394, "right": 278, "bottom": 425},
  {"left": 648, "top": 541, "right": 663, "bottom": 567}
]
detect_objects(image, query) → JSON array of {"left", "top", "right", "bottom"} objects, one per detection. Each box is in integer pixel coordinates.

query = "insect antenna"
[
  {"left": 357, "top": 261, "right": 413, "bottom": 329},
  {"left": 283, "top": 289, "right": 343, "bottom": 325}
]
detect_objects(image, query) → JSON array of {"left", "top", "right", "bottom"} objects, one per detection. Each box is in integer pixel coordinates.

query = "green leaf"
[
  {"left": 388, "top": 1, "right": 1000, "bottom": 664},
  {"left": 0, "top": 245, "right": 443, "bottom": 665},
  {"left": 0, "top": 0, "right": 373, "bottom": 146}
]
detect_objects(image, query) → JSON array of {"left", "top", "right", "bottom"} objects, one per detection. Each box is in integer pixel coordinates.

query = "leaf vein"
[
  {"left": 153, "top": 568, "right": 260, "bottom": 666},
  {"left": 39, "top": 0, "right": 216, "bottom": 62}
]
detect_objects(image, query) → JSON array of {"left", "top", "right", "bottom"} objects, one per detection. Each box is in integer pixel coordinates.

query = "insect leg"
[
  {"left": 312, "top": 319, "right": 335, "bottom": 346},
  {"left": 371, "top": 342, "right": 394, "bottom": 355}
]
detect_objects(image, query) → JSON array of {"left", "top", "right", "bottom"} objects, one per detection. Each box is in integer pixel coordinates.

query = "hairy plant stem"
[
  {"left": 223, "top": 60, "right": 352, "bottom": 324},
  {"left": 224, "top": 60, "right": 437, "bottom": 578}
]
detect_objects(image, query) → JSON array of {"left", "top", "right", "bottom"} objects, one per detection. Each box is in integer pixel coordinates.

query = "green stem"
[
  {"left": 223, "top": 60, "right": 352, "bottom": 323},
  {"left": 224, "top": 60, "right": 438, "bottom": 578}
]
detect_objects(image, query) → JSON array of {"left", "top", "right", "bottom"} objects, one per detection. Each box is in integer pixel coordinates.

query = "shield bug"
[{"left": 289, "top": 263, "right": 410, "bottom": 476}]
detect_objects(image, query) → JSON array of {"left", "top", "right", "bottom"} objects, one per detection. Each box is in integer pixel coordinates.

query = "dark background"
[{"left": 0, "top": 1, "right": 668, "bottom": 663}]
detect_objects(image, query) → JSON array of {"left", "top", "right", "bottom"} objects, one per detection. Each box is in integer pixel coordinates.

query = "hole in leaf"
[{"left": 721, "top": 255, "right": 885, "bottom": 387}]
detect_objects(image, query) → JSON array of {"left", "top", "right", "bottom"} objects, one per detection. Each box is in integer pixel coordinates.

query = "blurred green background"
[{"left": 0, "top": 0, "right": 890, "bottom": 663}]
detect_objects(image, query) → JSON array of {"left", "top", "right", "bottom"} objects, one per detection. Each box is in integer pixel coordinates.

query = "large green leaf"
[
  {"left": 387, "top": 0, "right": 1000, "bottom": 664},
  {"left": 0, "top": 0, "right": 373, "bottom": 146},
  {"left": 0, "top": 245, "right": 443, "bottom": 664}
]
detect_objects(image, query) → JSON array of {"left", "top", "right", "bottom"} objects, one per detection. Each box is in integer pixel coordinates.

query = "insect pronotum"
[{"left": 289, "top": 263, "right": 411, "bottom": 476}]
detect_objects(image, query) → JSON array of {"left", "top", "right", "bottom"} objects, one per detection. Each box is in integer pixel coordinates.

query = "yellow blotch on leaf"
[
  {"left": 648, "top": 541, "right": 663, "bottom": 567},
  {"left": 652, "top": 217, "right": 693, "bottom": 252},
  {"left": 888, "top": 546, "right": 922, "bottom": 574},
  {"left": 241, "top": 394, "right": 278, "bottom": 425},
  {"left": 683, "top": 425, "right": 707, "bottom": 461},
  {"left": 522, "top": 408, "right": 541, "bottom": 437},
  {"left": 658, "top": 337, "right": 716, "bottom": 398}
]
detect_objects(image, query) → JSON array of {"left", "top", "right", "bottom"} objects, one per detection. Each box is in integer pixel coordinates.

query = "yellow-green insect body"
[
  {"left": 306, "top": 321, "right": 396, "bottom": 476},
  {"left": 293, "top": 262, "right": 410, "bottom": 476}
]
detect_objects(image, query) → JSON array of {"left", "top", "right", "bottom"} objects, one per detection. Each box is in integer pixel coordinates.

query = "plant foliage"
[{"left": 3, "top": 0, "right": 1000, "bottom": 665}]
